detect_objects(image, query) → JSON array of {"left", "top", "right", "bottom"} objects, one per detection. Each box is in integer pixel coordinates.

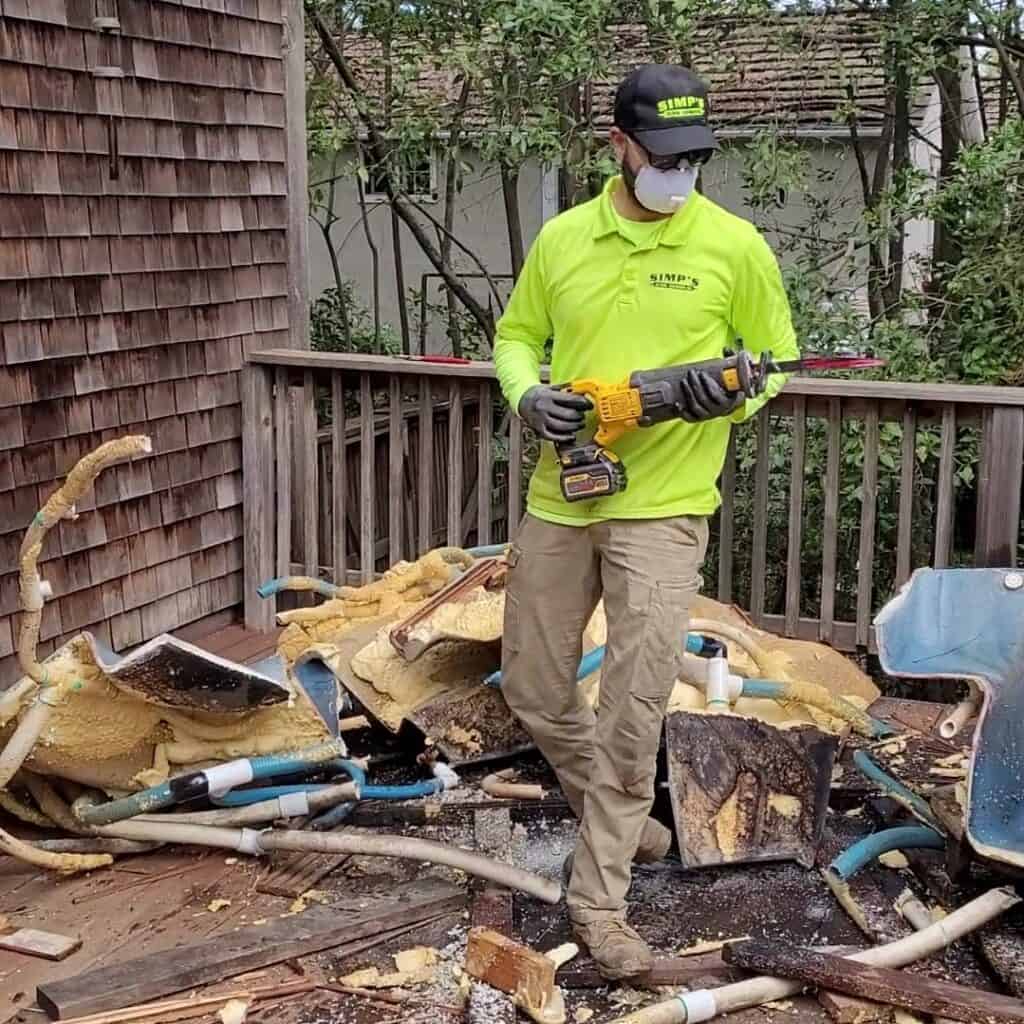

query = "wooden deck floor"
[{"left": 174, "top": 611, "right": 281, "bottom": 667}]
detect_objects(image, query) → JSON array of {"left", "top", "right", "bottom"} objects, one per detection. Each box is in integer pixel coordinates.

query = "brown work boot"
[{"left": 570, "top": 916, "right": 655, "bottom": 981}]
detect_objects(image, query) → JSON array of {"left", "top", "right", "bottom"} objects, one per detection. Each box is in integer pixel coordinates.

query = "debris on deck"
[{"left": 5, "top": 438, "right": 1024, "bottom": 1024}]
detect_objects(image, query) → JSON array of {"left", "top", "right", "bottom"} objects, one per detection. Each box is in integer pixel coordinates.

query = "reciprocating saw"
[{"left": 554, "top": 350, "right": 884, "bottom": 502}]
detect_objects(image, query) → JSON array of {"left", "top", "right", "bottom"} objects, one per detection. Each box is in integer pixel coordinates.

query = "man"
[{"left": 493, "top": 64, "right": 799, "bottom": 980}]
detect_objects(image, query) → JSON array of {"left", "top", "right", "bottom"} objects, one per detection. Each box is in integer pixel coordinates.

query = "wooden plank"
[
  {"left": 508, "top": 415, "right": 523, "bottom": 539},
  {"left": 301, "top": 370, "right": 318, "bottom": 578},
  {"left": 559, "top": 953, "right": 732, "bottom": 990},
  {"left": 975, "top": 406, "right": 1024, "bottom": 567},
  {"left": 477, "top": 382, "right": 493, "bottom": 546},
  {"left": 447, "top": 379, "right": 464, "bottom": 547},
  {"left": 934, "top": 404, "right": 957, "bottom": 569},
  {"left": 274, "top": 367, "right": 292, "bottom": 580},
  {"left": 717, "top": 430, "right": 736, "bottom": 603},
  {"left": 723, "top": 941, "right": 1024, "bottom": 1024},
  {"left": 819, "top": 990, "right": 894, "bottom": 1022},
  {"left": 0, "top": 928, "right": 81, "bottom": 961},
  {"left": 465, "top": 927, "right": 556, "bottom": 1012},
  {"left": 417, "top": 377, "right": 433, "bottom": 555},
  {"left": 241, "top": 364, "right": 274, "bottom": 630},
  {"left": 819, "top": 398, "right": 841, "bottom": 643},
  {"left": 359, "top": 373, "right": 375, "bottom": 583},
  {"left": 896, "top": 406, "right": 916, "bottom": 588},
  {"left": 258, "top": 847, "right": 350, "bottom": 899},
  {"left": 282, "top": 0, "right": 309, "bottom": 352},
  {"left": 785, "top": 396, "right": 806, "bottom": 635},
  {"left": 37, "top": 881, "right": 465, "bottom": 1020},
  {"left": 749, "top": 408, "right": 770, "bottom": 624},
  {"left": 856, "top": 407, "right": 879, "bottom": 647},
  {"left": 331, "top": 373, "right": 347, "bottom": 583},
  {"left": 388, "top": 375, "right": 403, "bottom": 565}
]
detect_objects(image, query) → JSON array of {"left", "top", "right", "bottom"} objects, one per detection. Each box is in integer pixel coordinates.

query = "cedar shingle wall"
[{"left": 0, "top": 0, "right": 290, "bottom": 686}]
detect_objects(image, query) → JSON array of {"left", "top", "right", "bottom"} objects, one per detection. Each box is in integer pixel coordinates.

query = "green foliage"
[{"left": 311, "top": 283, "right": 402, "bottom": 355}]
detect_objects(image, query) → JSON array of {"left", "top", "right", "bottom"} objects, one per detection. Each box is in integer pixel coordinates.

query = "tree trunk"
[
  {"left": 390, "top": 207, "right": 411, "bottom": 354},
  {"left": 882, "top": 4, "right": 911, "bottom": 316},
  {"left": 501, "top": 164, "right": 524, "bottom": 280},
  {"left": 933, "top": 59, "right": 964, "bottom": 271},
  {"left": 308, "top": 7, "right": 496, "bottom": 342},
  {"left": 846, "top": 83, "right": 887, "bottom": 322},
  {"left": 355, "top": 173, "right": 382, "bottom": 351},
  {"left": 439, "top": 76, "right": 472, "bottom": 357}
]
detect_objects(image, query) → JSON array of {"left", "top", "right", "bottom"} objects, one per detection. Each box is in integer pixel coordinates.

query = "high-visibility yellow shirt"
[{"left": 493, "top": 176, "right": 799, "bottom": 526}]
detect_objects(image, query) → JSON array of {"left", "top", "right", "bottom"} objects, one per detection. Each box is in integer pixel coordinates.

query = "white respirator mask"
[{"left": 633, "top": 161, "right": 699, "bottom": 215}]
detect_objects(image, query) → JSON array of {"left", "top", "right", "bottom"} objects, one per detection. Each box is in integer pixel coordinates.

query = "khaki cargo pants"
[{"left": 502, "top": 513, "right": 708, "bottom": 922}]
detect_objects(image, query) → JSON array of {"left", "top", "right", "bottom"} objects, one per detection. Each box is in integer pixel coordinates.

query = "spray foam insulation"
[{"left": 6, "top": 634, "right": 330, "bottom": 794}]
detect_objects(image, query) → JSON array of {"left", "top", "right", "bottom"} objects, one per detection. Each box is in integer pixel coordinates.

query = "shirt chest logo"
[{"left": 649, "top": 272, "right": 699, "bottom": 292}]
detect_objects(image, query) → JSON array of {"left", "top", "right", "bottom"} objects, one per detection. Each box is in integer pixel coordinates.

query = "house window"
[{"left": 365, "top": 153, "right": 437, "bottom": 202}]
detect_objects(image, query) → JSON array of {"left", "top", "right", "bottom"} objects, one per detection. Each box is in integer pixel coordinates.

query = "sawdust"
[
  {"left": 768, "top": 793, "right": 802, "bottom": 820},
  {"left": 714, "top": 786, "right": 742, "bottom": 860}
]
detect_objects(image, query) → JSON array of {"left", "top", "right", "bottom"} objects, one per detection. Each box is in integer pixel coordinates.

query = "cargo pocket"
[{"left": 618, "top": 579, "right": 696, "bottom": 797}]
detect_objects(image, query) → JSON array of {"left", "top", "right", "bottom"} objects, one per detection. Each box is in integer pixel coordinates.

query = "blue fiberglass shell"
[{"left": 874, "top": 567, "right": 1024, "bottom": 868}]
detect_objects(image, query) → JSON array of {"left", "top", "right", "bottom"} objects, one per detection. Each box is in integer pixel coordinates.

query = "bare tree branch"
[{"left": 307, "top": 4, "right": 496, "bottom": 340}]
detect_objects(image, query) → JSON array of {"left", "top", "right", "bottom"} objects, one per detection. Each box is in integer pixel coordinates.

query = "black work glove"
[
  {"left": 678, "top": 369, "right": 744, "bottom": 422},
  {"left": 518, "top": 385, "right": 592, "bottom": 443},
  {"left": 678, "top": 350, "right": 767, "bottom": 423}
]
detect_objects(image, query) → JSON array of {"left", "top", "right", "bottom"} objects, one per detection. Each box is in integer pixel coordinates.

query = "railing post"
[
  {"left": 976, "top": 406, "right": 1024, "bottom": 567},
  {"left": 242, "top": 363, "right": 276, "bottom": 631}
]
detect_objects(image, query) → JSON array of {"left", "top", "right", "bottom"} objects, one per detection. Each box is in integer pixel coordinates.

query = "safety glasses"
[{"left": 631, "top": 137, "right": 713, "bottom": 170}]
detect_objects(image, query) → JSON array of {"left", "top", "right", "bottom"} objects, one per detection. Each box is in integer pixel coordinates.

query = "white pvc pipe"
[
  {"left": 99, "top": 820, "right": 562, "bottom": 904},
  {"left": 611, "top": 886, "right": 1020, "bottom": 1023},
  {"left": 0, "top": 699, "right": 54, "bottom": 790},
  {"left": 688, "top": 618, "right": 772, "bottom": 674},
  {"left": 0, "top": 678, "right": 36, "bottom": 729},
  {"left": 129, "top": 781, "right": 359, "bottom": 827},
  {"left": 939, "top": 682, "right": 981, "bottom": 739}
]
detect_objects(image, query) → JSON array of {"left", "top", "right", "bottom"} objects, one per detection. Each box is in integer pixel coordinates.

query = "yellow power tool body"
[
  {"left": 554, "top": 349, "right": 885, "bottom": 502},
  {"left": 554, "top": 351, "right": 766, "bottom": 502}
]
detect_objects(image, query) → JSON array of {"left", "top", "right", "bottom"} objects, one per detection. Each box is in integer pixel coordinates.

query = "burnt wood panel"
[{"left": 0, "top": 1, "right": 293, "bottom": 688}]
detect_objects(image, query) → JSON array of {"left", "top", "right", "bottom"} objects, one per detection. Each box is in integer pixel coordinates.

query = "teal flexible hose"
[
  {"left": 829, "top": 825, "right": 945, "bottom": 881},
  {"left": 76, "top": 740, "right": 346, "bottom": 826},
  {"left": 257, "top": 576, "right": 340, "bottom": 599},
  {"left": 853, "top": 750, "right": 944, "bottom": 830}
]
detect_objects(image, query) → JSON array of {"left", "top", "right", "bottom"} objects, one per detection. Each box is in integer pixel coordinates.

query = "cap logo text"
[{"left": 656, "top": 96, "right": 705, "bottom": 120}]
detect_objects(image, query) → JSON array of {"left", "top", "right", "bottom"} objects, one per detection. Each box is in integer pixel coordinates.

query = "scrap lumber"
[
  {"left": 37, "top": 880, "right": 464, "bottom": 1020},
  {"left": 723, "top": 941, "right": 1024, "bottom": 1023},
  {"left": 0, "top": 927, "right": 81, "bottom": 961},
  {"left": 389, "top": 556, "right": 507, "bottom": 661},
  {"left": 52, "top": 980, "right": 314, "bottom": 1024},
  {"left": 465, "top": 927, "right": 560, "bottom": 1021},
  {"left": 818, "top": 989, "right": 895, "bottom": 1023},
  {"left": 558, "top": 953, "right": 733, "bottom": 989},
  {"left": 256, "top": 826, "right": 350, "bottom": 898}
]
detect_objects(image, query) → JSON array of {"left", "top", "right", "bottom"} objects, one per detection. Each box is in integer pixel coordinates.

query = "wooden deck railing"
[{"left": 242, "top": 351, "right": 1024, "bottom": 653}]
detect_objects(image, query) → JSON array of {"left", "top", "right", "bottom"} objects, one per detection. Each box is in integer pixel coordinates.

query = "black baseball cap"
[{"left": 614, "top": 64, "right": 719, "bottom": 156}]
